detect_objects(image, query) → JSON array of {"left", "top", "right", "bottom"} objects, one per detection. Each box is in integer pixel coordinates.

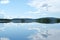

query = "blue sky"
[
  {"left": 0, "top": 0, "right": 60, "bottom": 19},
  {"left": 0, "top": 0, "right": 39, "bottom": 18}
]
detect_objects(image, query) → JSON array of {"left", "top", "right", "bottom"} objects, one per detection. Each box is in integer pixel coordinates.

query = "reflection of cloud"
[
  {"left": 28, "top": 27, "right": 41, "bottom": 32},
  {"left": 46, "top": 29, "right": 60, "bottom": 40},
  {"left": 0, "top": 37, "right": 10, "bottom": 40},
  {"left": 0, "top": 27, "right": 6, "bottom": 31},
  {"left": 28, "top": 33, "right": 42, "bottom": 40},
  {"left": 28, "top": 27, "right": 50, "bottom": 40},
  {"left": 0, "top": 0, "right": 10, "bottom": 4},
  {"left": 28, "top": 26, "right": 60, "bottom": 40}
]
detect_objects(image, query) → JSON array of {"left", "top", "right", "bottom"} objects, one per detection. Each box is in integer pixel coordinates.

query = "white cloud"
[
  {"left": 0, "top": 10, "right": 35, "bottom": 19},
  {"left": 0, "top": 10, "right": 13, "bottom": 19},
  {"left": 47, "top": 0, "right": 60, "bottom": 12},
  {"left": 0, "top": 37, "right": 10, "bottom": 40},
  {"left": 0, "top": 0, "right": 10, "bottom": 4},
  {"left": 0, "top": 10, "right": 5, "bottom": 15},
  {"left": 27, "top": 0, "right": 60, "bottom": 13}
]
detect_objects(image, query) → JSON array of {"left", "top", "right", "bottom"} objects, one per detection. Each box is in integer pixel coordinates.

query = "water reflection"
[
  {"left": 0, "top": 37, "right": 10, "bottom": 40},
  {"left": 0, "top": 23, "right": 60, "bottom": 40}
]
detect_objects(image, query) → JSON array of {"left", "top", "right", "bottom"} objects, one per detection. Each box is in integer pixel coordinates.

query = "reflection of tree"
[
  {"left": 21, "top": 19, "right": 25, "bottom": 23},
  {"left": 0, "top": 19, "right": 11, "bottom": 23},
  {"left": 56, "top": 19, "right": 60, "bottom": 23},
  {"left": 36, "top": 18, "right": 51, "bottom": 23}
]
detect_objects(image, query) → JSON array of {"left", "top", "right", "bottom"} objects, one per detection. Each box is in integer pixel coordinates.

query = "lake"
[{"left": 0, "top": 23, "right": 60, "bottom": 40}]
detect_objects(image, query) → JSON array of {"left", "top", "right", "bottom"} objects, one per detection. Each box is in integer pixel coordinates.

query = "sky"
[
  {"left": 0, "top": 0, "right": 60, "bottom": 18},
  {"left": 0, "top": 0, "right": 60, "bottom": 40}
]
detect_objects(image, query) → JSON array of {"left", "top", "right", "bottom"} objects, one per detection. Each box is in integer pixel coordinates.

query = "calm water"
[{"left": 0, "top": 23, "right": 60, "bottom": 40}]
